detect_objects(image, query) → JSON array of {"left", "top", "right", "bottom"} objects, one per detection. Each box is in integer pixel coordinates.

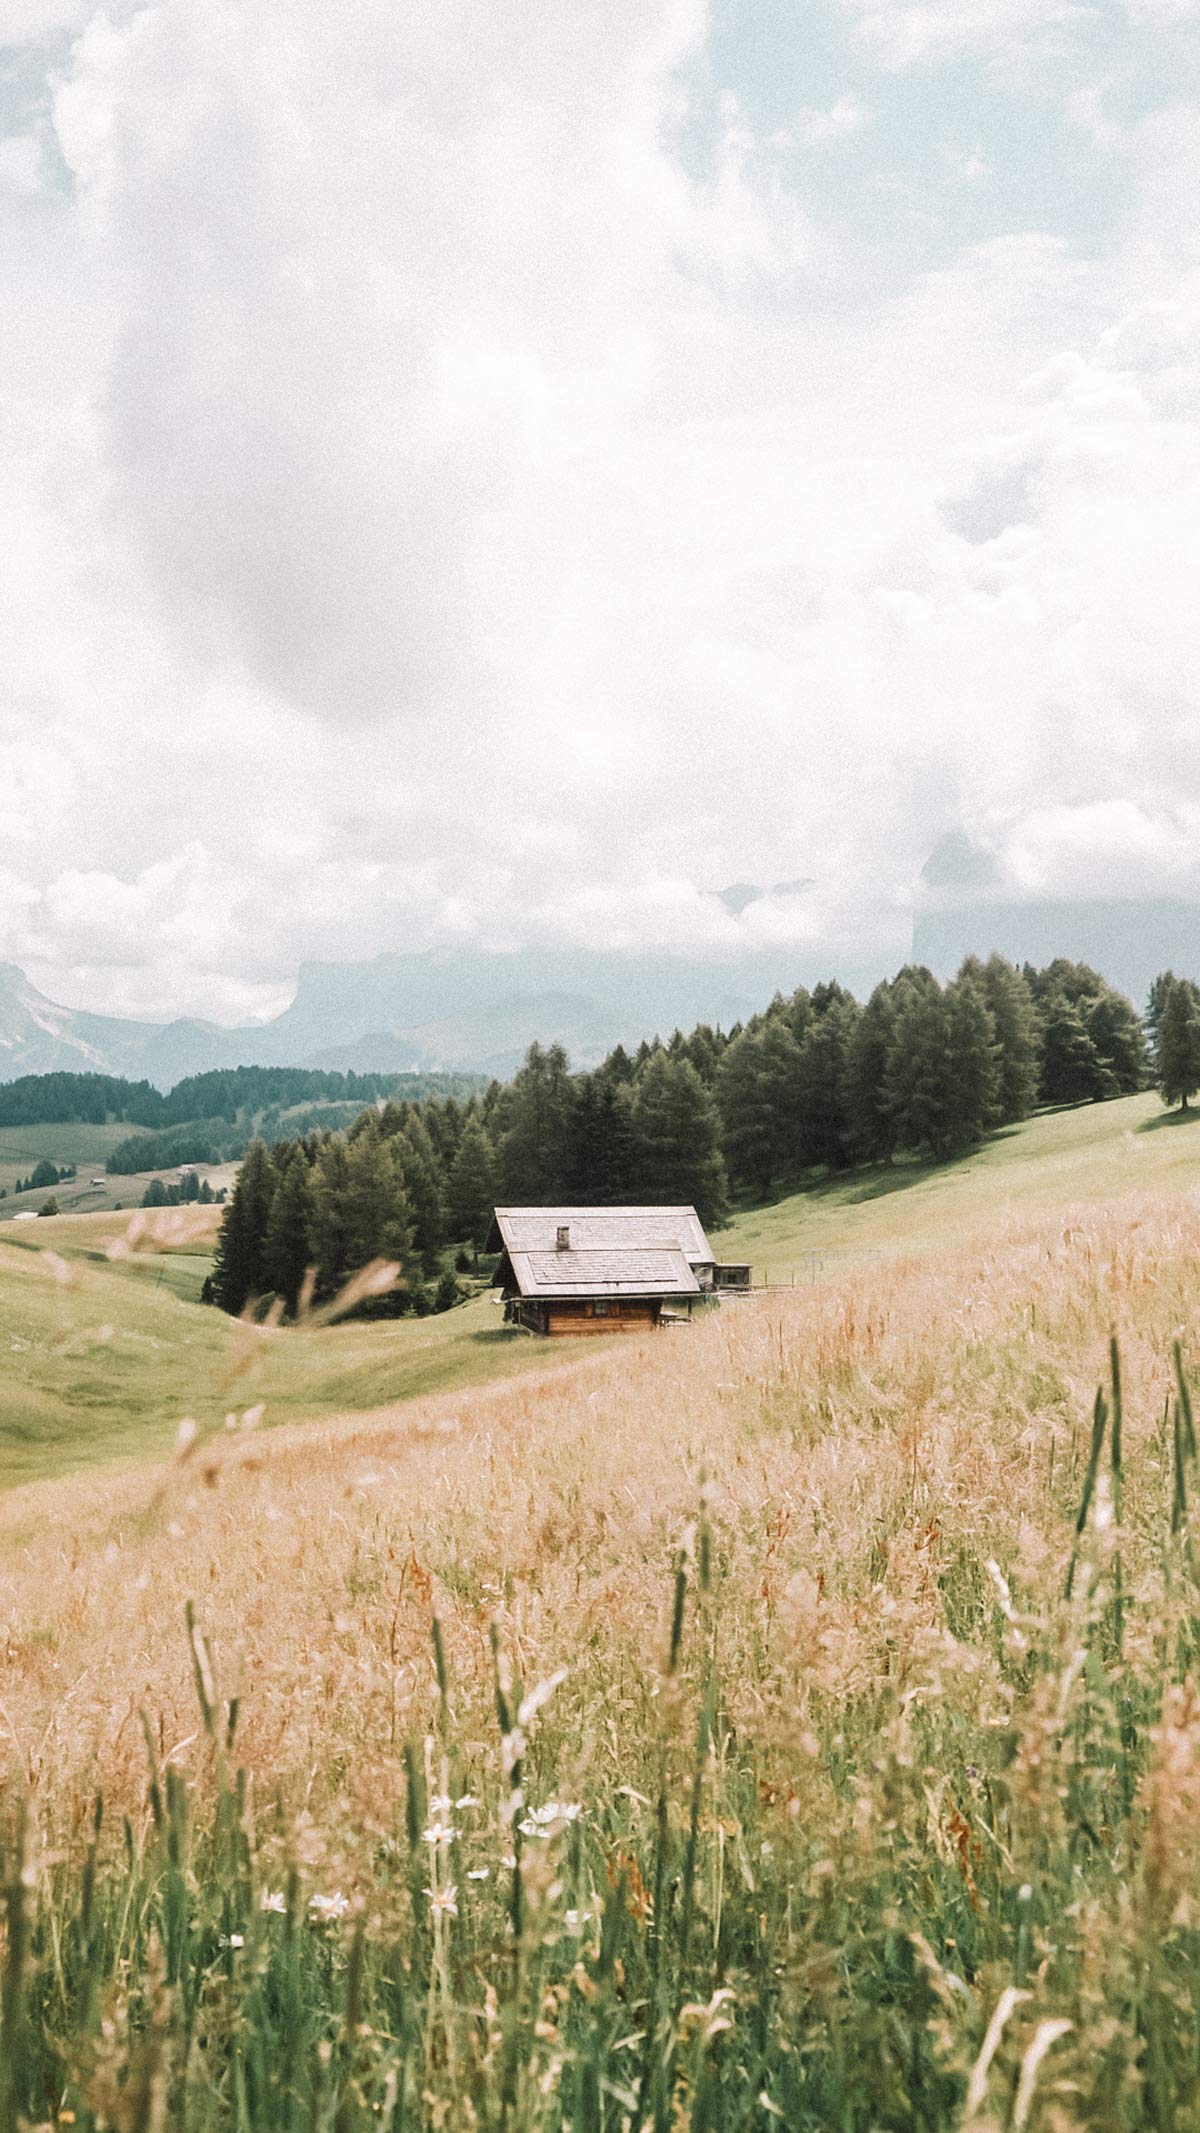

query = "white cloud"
[
  {"left": 0, "top": 0, "right": 1199, "bottom": 1020},
  {"left": 794, "top": 96, "right": 872, "bottom": 145},
  {"left": 836, "top": 0, "right": 1084, "bottom": 68}
]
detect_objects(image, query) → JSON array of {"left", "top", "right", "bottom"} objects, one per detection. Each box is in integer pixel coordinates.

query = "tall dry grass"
[{"left": 3, "top": 1190, "right": 1200, "bottom": 2125}]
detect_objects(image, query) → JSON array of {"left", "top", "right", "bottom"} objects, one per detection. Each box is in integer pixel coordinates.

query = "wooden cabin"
[{"left": 487, "top": 1205, "right": 718, "bottom": 1336}]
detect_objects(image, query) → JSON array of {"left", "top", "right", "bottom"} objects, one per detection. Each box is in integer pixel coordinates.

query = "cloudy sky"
[{"left": 2, "top": 0, "right": 1199, "bottom": 1022}]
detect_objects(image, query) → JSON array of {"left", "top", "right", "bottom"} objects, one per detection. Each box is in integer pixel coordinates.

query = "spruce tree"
[
  {"left": 446, "top": 1120, "right": 498, "bottom": 1252},
  {"left": 1146, "top": 971, "right": 1176, "bottom": 1081},
  {"left": 937, "top": 972, "right": 1000, "bottom": 1154},
  {"left": 795, "top": 996, "right": 860, "bottom": 1169},
  {"left": 1039, "top": 995, "right": 1102, "bottom": 1106},
  {"left": 632, "top": 1053, "right": 728, "bottom": 1224},
  {"left": 498, "top": 1043, "right": 575, "bottom": 1202},
  {"left": 311, "top": 1122, "right": 413, "bottom": 1302},
  {"left": 263, "top": 1145, "right": 315, "bottom": 1315},
  {"left": 884, "top": 982, "right": 947, "bottom": 1156},
  {"left": 847, "top": 983, "right": 899, "bottom": 1164},
  {"left": 600, "top": 1043, "right": 636, "bottom": 1086},
  {"left": 210, "top": 1140, "right": 276, "bottom": 1314},
  {"left": 398, "top": 1115, "right": 447, "bottom": 1274},
  {"left": 1085, "top": 990, "right": 1147, "bottom": 1095},
  {"left": 976, "top": 955, "right": 1040, "bottom": 1123},
  {"left": 716, "top": 1019, "right": 801, "bottom": 1196},
  {"left": 1158, "top": 978, "right": 1200, "bottom": 1110},
  {"left": 566, "top": 1074, "right": 606, "bottom": 1200},
  {"left": 310, "top": 1136, "right": 355, "bottom": 1297}
]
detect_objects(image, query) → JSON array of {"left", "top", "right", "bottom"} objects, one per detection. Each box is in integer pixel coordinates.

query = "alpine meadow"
[
  {"left": 4, "top": 952, "right": 1200, "bottom": 2127},
  {"left": 7, "top": 0, "right": 1200, "bottom": 2125}
]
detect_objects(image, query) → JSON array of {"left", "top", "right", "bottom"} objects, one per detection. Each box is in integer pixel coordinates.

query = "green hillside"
[
  {"left": 0, "top": 1089, "right": 1193, "bottom": 1490},
  {"left": 0, "top": 1120, "right": 240, "bottom": 1217},
  {"left": 715, "top": 1088, "right": 1197, "bottom": 1272},
  {"left": 0, "top": 1213, "right": 589, "bottom": 1487}
]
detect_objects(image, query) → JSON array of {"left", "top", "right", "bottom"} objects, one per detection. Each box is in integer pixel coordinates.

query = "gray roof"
[
  {"left": 488, "top": 1205, "right": 713, "bottom": 1302},
  {"left": 488, "top": 1205, "right": 714, "bottom": 1263},
  {"left": 503, "top": 1244, "right": 701, "bottom": 1301}
]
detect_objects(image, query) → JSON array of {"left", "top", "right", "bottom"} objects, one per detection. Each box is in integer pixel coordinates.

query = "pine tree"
[
  {"left": 498, "top": 1043, "right": 575, "bottom": 1202},
  {"left": 446, "top": 1120, "right": 498, "bottom": 1253},
  {"left": 884, "top": 982, "right": 947, "bottom": 1156},
  {"left": 1146, "top": 971, "right": 1176, "bottom": 1080},
  {"left": 398, "top": 1115, "right": 447, "bottom": 1274},
  {"left": 795, "top": 997, "right": 860, "bottom": 1169},
  {"left": 310, "top": 1122, "right": 413, "bottom": 1303},
  {"left": 716, "top": 1019, "right": 801, "bottom": 1196},
  {"left": 1158, "top": 978, "right": 1200, "bottom": 1110},
  {"left": 937, "top": 971, "right": 1000, "bottom": 1154},
  {"left": 600, "top": 1043, "right": 636, "bottom": 1087},
  {"left": 977, "top": 955, "right": 1040, "bottom": 1123},
  {"left": 631, "top": 1054, "right": 728, "bottom": 1224},
  {"left": 210, "top": 1140, "right": 276, "bottom": 1314},
  {"left": 846, "top": 983, "right": 899, "bottom": 1164},
  {"left": 1085, "top": 990, "right": 1147, "bottom": 1096},
  {"left": 1039, "top": 995, "right": 1102, "bottom": 1106},
  {"left": 310, "top": 1136, "right": 355, "bottom": 1297},
  {"left": 263, "top": 1145, "right": 315, "bottom": 1315}
]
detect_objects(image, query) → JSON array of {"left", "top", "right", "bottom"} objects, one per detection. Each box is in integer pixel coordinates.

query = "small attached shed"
[{"left": 487, "top": 1205, "right": 716, "bottom": 1336}]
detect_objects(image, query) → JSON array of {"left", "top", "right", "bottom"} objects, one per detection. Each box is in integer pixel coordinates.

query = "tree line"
[
  {"left": 0, "top": 1063, "right": 483, "bottom": 1133},
  {"left": 208, "top": 953, "right": 1155, "bottom": 1322}
]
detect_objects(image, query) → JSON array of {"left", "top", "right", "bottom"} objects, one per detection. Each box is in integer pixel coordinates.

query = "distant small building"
[{"left": 487, "top": 1205, "right": 750, "bottom": 1336}]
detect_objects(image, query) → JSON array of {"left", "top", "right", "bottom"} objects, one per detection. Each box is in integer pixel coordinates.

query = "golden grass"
[{"left": 4, "top": 1183, "right": 1196, "bottom": 1845}]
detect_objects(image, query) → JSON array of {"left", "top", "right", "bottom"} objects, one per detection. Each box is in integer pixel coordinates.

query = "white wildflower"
[
  {"left": 424, "top": 1883, "right": 458, "bottom": 1916},
  {"left": 259, "top": 1889, "right": 287, "bottom": 1914},
  {"left": 467, "top": 1868, "right": 490, "bottom": 1881},
  {"left": 309, "top": 1891, "right": 350, "bottom": 1922},
  {"left": 422, "top": 1820, "right": 458, "bottom": 1846}
]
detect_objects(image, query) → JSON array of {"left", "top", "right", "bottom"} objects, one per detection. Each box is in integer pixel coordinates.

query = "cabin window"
[{"left": 594, "top": 1300, "right": 611, "bottom": 1317}]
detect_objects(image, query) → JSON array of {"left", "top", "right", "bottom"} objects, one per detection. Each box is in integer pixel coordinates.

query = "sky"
[{"left": 2, "top": 0, "right": 1199, "bottom": 1023}]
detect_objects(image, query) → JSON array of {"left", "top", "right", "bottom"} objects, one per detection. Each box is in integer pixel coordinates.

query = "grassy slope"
[
  {"left": 715, "top": 1087, "right": 1200, "bottom": 1270},
  {"left": 1, "top": 1088, "right": 1193, "bottom": 1491},
  {"left": 0, "top": 1119, "right": 240, "bottom": 1216},
  {"left": 0, "top": 1206, "right": 586, "bottom": 1488},
  {"left": 4, "top": 1177, "right": 1200, "bottom": 2124}
]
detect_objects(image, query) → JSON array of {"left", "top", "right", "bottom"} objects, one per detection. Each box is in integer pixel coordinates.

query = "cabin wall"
[{"left": 545, "top": 1300, "right": 661, "bottom": 1336}]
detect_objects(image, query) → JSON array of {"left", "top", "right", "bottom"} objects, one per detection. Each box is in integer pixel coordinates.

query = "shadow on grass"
[
  {"left": 738, "top": 1153, "right": 953, "bottom": 1219},
  {"left": 732, "top": 1100, "right": 1149, "bottom": 1228},
  {"left": 1137, "top": 1105, "right": 1200, "bottom": 1133}
]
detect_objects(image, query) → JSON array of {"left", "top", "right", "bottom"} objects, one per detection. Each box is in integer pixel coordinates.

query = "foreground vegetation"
[{"left": 4, "top": 1180, "right": 1200, "bottom": 2124}]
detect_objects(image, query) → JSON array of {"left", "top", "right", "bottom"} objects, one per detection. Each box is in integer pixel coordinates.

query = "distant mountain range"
[
  {"left": 5, "top": 891, "right": 1197, "bottom": 1090},
  {"left": 0, "top": 930, "right": 883, "bottom": 1089}
]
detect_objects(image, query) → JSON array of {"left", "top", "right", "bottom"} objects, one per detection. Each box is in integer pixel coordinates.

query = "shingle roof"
[
  {"left": 503, "top": 1244, "right": 701, "bottom": 1301},
  {"left": 487, "top": 1206, "right": 714, "bottom": 1263},
  {"left": 488, "top": 1206, "right": 714, "bottom": 1302}
]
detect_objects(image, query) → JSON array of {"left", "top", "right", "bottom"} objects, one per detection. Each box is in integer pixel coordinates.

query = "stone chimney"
[{"left": 556, "top": 1223, "right": 571, "bottom": 1252}]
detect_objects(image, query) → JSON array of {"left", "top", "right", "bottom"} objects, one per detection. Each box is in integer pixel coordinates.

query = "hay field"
[
  {"left": 5, "top": 1173, "right": 1200, "bottom": 2126},
  {"left": 4, "top": 1089, "right": 1197, "bottom": 1496}
]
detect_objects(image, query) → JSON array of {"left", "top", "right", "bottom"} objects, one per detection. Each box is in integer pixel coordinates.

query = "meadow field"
[
  {"left": 0, "top": 1120, "right": 241, "bottom": 1218},
  {"left": 1, "top": 1092, "right": 1200, "bottom": 2124}
]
